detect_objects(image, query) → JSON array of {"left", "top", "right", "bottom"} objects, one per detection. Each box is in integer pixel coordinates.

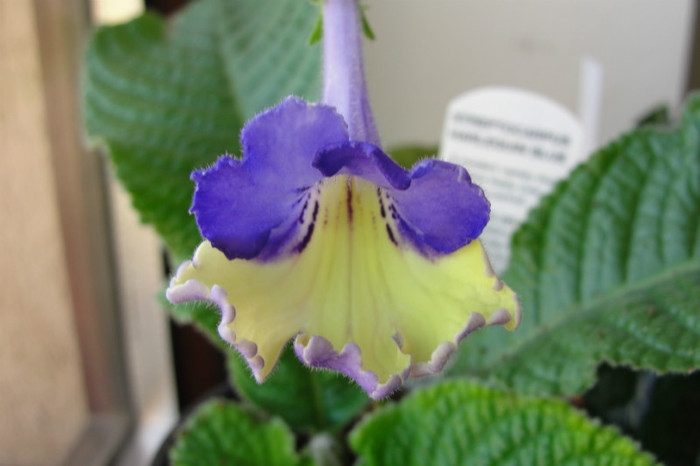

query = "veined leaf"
[
  {"left": 83, "top": 0, "right": 321, "bottom": 260},
  {"left": 488, "top": 265, "right": 700, "bottom": 395},
  {"left": 170, "top": 399, "right": 308, "bottom": 466},
  {"left": 350, "top": 381, "right": 656, "bottom": 465},
  {"left": 450, "top": 95, "right": 700, "bottom": 396}
]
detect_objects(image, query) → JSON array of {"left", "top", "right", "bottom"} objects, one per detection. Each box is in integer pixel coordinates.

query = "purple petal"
[
  {"left": 240, "top": 97, "right": 348, "bottom": 187},
  {"left": 393, "top": 160, "right": 490, "bottom": 254},
  {"left": 315, "top": 143, "right": 490, "bottom": 255},
  {"left": 313, "top": 142, "right": 410, "bottom": 190},
  {"left": 190, "top": 97, "right": 349, "bottom": 260}
]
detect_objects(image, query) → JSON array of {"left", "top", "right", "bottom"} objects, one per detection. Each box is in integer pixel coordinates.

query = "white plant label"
[{"left": 439, "top": 87, "right": 587, "bottom": 273}]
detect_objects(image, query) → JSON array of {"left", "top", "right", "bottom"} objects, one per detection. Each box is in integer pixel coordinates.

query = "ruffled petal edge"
[
  {"left": 294, "top": 335, "right": 410, "bottom": 399},
  {"left": 411, "top": 250, "right": 521, "bottom": 376},
  {"left": 166, "top": 265, "right": 271, "bottom": 382}
]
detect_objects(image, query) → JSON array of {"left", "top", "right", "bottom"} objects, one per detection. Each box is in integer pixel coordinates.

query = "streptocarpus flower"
[{"left": 166, "top": 0, "right": 521, "bottom": 399}]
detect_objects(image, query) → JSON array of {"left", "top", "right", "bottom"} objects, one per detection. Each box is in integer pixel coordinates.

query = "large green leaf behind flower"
[
  {"left": 83, "top": 0, "right": 321, "bottom": 260},
  {"left": 350, "top": 381, "right": 655, "bottom": 465},
  {"left": 450, "top": 95, "right": 700, "bottom": 396}
]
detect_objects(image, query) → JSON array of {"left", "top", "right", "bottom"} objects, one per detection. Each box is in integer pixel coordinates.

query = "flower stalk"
[{"left": 322, "top": 0, "right": 381, "bottom": 146}]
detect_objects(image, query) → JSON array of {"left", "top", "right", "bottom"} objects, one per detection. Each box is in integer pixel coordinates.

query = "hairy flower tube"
[{"left": 166, "top": 0, "right": 521, "bottom": 399}]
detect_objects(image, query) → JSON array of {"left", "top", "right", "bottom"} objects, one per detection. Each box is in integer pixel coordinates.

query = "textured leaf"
[
  {"left": 350, "top": 381, "right": 656, "bottom": 466},
  {"left": 228, "top": 346, "right": 369, "bottom": 433},
  {"left": 450, "top": 94, "right": 700, "bottom": 395},
  {"left": 170, "top": 399, "right": 306, "bottom": 466},
  {"left": 489, "top": 268, "right": 700, "bottom": 395},
  {"left": 83, "top": 0, "right": 321, "bottom": 260}
]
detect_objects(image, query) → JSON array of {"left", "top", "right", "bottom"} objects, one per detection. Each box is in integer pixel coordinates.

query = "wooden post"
[
  {"left": 0, "top": 0, "right": 116, "bottom": 463},
  {"left": 0, "top": 0, "right": 177, "bottom": 463}
]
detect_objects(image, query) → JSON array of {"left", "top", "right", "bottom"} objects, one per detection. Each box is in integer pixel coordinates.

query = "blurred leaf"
[
  {"left": 350, "top": 381, "right": 656, "bottom": 465},
  {"left": 360, "top": 7, "right": 375, "bottom": 40},
  {"left": 386, "top": 144, "right": 438, "bottom": 169},
  {"left": 170, "top": 399, "right": 309, "bottom": 466},
  {"left": 636, "top": 104, "right": 671, "bottom": 128},
  {"left": 83, "top": 0, "right": 321, "bottom": 260},
  {"left": 227, "top": 346, "right": 369, "bottom": 433},
  {"left": 308, "top": 11, "right": 323, "bottom": 45},
  {"left": 449, "top": 94, "right": 700, "bottom": 395}
]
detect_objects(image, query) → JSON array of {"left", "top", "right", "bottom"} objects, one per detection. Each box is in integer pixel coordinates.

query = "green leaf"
[
  {"left": 636, "top": 104, "right": 671, "bottom": 128},
  {"left": 360, "top": 6, "right": 376, "bottom": 41},
  {"left": 83, "top": 0, "right": 321, "bottom": 260},
  {"left": 386, "top": 144, "right": 438, "bottom": 169},
  {"left": 308, "top": 10, "right": 323, "bottom": 45},
  {"left": 204, "top": 1, "right": 322, "bottom": 118},
  {"left": 449, "top": 94, "right": 700, "bottom": 395},
  {"left": 170, "top": 399, "right": 307, "bottom": 466},
  {"left": 350, "top": 381, "right": 656, "bottom": 466},
  {"left": 227, "top": 346, "right": 369, "bottom": 432},
  {"left": 485, "top": 264, "right": 700, "bottom": 396}
]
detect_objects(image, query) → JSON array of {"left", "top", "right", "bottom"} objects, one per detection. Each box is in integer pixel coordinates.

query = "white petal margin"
[{"left": 166, "top": 275, "right": 267, "bottom": 379}]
